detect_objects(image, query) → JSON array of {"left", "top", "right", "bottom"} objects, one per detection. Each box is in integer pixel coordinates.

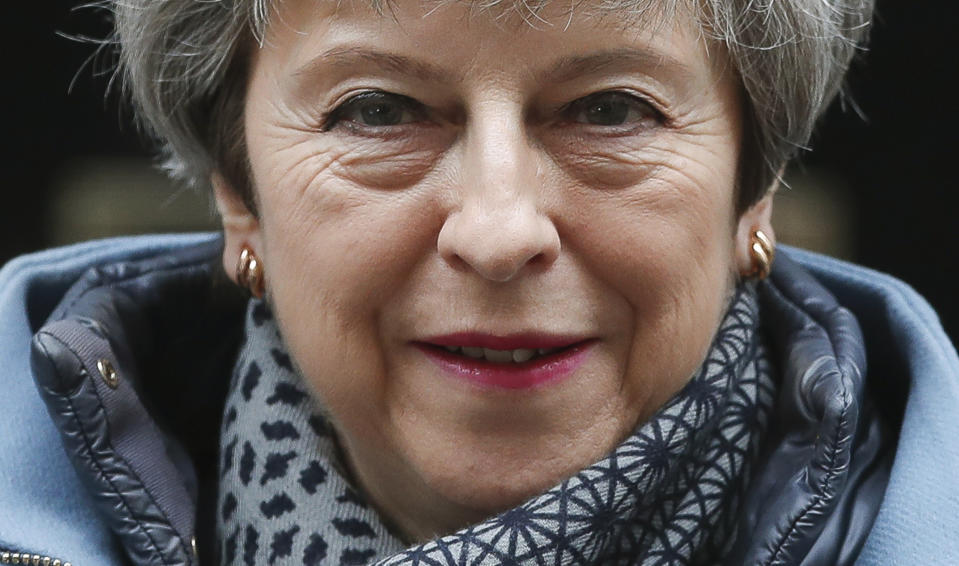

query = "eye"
[
  {"left": 324, "top": 91, "right": 425, "bottom": 130},
  {"left": 564, "top": 91, "right": 660, "bottom": 127}
]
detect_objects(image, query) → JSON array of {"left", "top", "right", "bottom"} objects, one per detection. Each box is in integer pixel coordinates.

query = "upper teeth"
[{"left": 442, "top": 346, "right": 559, "bottom": 363}]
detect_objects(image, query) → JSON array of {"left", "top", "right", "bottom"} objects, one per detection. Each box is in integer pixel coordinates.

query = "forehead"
[{"left": 261, "top": 0, "right": 715, "bottom": 83}]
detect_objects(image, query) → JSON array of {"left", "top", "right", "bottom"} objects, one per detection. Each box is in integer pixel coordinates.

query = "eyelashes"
[
  {"left": 321, "top": 91, "right": 428, "bottom": 132},
  {"left": 320, "top": 89, "right": 665, "bottom": 135},
  {"left": 560, "top": 91, "right": 663, "bottom": 128}
]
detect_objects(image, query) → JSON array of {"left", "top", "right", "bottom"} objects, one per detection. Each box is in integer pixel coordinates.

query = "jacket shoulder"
[
  {"left": 0, "top": 233, "right": 222, "bottom": 566},
  {"left": 782, "top": 247, "right": 959, "bottom": 564}
]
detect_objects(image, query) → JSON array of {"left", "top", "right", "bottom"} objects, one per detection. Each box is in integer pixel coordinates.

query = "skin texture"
[{"left": 215, "top": 0, "right": 775, "bottom": 542}]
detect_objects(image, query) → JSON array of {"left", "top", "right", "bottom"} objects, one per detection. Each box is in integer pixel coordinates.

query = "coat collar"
[{"left": 1, "top": 234, "right": 240, "bottom": 566}]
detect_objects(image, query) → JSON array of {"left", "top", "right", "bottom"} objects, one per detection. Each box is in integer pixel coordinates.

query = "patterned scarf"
[{"left": 217, "top": 286, "right": 775, "bottom": 565}]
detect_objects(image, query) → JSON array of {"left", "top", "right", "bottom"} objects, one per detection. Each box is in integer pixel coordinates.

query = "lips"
[{"left": 416, "top": 332, "right": 594, "bottom": 390}]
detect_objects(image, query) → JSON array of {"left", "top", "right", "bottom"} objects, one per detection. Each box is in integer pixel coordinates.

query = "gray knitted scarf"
[{"left": 217, "top": 286, "right": 775, "bottom": 565}]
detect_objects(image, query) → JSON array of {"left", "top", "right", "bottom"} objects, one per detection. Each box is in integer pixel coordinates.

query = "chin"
[
  {"left": 399, "top": 412, "right": 629, "bottom": 523},
  {"left": 429, "top": 457, "right": 570, "bottom": 514}
]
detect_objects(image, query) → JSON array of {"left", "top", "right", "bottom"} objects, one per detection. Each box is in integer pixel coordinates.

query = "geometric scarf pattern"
[{"left": 218, "top": 285, "right": 775, "bottom": 565}]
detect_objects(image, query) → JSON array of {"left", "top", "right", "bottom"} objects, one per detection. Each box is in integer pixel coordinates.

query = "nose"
[{"left": 437, "top": 120, "right": 560, "bottom": 282}]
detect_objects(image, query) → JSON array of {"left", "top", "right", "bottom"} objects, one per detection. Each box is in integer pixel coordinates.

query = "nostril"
[
  {"left": 538, "top": 255, "right": 560, "bottom": 272},
  {"left": 443, "top": 252, "right": 473, "bottom": 274},
  {"left": 524, "top": 252, "right": 550, "bottom": 272}
]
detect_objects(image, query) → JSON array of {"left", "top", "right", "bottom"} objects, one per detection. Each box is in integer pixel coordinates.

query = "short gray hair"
[{"left": 110, "top": 0, "right": 873, "bottom": 212}]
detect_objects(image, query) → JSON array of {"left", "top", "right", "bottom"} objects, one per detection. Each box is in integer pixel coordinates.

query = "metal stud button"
[{"left": 97, "top": 359, "right": 119, "bottom": 389}]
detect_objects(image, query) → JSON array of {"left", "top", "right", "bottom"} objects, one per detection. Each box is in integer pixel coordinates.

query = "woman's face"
[{"left": 217, "top": 0, "right": 771, "bottom": 540}]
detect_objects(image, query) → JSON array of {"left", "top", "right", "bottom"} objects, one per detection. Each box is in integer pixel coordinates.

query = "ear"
[
  {"left": 212, "top": 172, "right": 263, "bottom": 285},
  {"left": 734, "top": 191, "right": 775, "bottom": 276}
]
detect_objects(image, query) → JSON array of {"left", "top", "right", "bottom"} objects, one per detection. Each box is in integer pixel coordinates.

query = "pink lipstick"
[{"left": 416, "top": 333, "right": 594, "bottom": 390}]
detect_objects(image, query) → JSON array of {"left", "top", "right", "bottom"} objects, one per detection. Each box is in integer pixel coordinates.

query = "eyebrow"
[
  {"left": 541, "top": 48, "right": 696, "bottom": 84},
  {"left": 291, "top": 46, "right": 696, "bottom": 90},
  {"left": 293, "top": 46, "right": 457, "bottom": 84}
]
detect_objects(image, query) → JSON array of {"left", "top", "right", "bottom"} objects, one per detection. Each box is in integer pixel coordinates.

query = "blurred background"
[{"left": 5, "top": 2, "right": 957, "bottom": 343}]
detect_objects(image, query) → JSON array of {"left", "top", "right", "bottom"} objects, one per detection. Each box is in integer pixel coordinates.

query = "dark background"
[{"left": 5, "top": 2, "right": 957, "bottom": 343}]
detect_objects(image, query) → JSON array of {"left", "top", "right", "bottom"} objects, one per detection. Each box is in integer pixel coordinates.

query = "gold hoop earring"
[
  {"left": 746, "top": 229, "right": 775, "bottom": 280},
  {"left": 236, "top": 246, "right": 265, "bottom": 298}
]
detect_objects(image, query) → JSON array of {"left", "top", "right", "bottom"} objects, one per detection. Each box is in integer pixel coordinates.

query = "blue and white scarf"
[{"left": 217, "top": 286, "right": 775, "bottom": 565}]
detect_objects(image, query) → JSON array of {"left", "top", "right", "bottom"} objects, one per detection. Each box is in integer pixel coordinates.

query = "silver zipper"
[{"left": 0, "top": 549, "right": 71, "bottom": 566}]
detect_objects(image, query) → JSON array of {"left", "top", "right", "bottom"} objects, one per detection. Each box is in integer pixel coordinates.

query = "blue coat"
[{"left": 1, "top": 233, "right": 957, "bottom": 565}]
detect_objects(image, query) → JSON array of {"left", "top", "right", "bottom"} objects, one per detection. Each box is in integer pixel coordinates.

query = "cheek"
[
  {"left": 250, "top": 160, "right": 447, "bottom": 431},
  {"left": 246, "top": 113, "right": 449, "bottom": 311},
  {"left": 559, "top": 140, "right": 738, "bottom": 300},
  {"left": 242, "top": 83, "right": 457, "bottom": 427},
  {"left": 557, "top": 138, "right": 739, "bottom": 413}
]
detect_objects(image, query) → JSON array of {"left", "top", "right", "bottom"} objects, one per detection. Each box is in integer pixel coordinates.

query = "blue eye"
[
  {"left": 325, "top": 91, "right": 424, "bottom": 129},
  {"left": 566, "top": 91, "right": 660, "bottom": 127}
]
